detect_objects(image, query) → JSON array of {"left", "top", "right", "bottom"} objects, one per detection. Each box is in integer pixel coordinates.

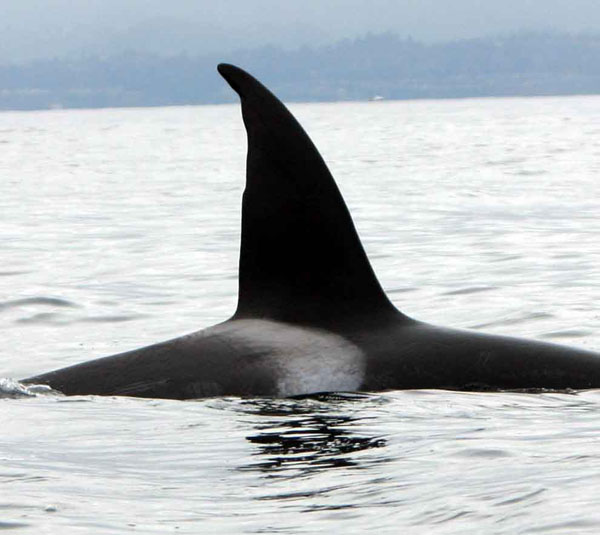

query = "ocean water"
[{"left": 2, "top": 94, "right": 600, "bottom": 533}]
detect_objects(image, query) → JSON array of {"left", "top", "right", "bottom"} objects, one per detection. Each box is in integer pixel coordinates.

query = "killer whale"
[{"left": 23, "top": 63, "right": 600, "bottom": 398}]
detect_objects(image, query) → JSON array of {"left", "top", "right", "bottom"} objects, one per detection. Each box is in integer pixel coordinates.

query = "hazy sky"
[{"left": 2, "top": 0, "right": 600, "bottom": 62}]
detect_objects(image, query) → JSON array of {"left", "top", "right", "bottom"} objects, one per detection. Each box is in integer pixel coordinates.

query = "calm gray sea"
[{"left": 2, "top": 95, "right": 600, "bottom": 534}]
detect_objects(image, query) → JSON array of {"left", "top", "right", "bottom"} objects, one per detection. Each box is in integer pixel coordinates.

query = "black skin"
[{"left": 23, "top": 64, "right": 600, "bottom": 399}]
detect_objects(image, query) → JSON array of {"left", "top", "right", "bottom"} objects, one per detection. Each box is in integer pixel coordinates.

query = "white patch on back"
[{"left": 220, "top": 319, "right": 366, "bottom": 397}]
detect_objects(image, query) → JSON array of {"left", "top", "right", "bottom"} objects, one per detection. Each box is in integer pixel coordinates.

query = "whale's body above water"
[{"left": 23, "top": 64, "right": 600, "bottom": 399}]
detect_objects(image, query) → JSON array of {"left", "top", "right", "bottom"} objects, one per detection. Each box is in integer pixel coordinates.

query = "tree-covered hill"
[{"left": 1, "top": 32, "right": 599, "bottom": 110}]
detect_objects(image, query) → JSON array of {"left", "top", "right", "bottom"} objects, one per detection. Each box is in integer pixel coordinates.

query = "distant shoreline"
[{"left": 1, "top": 31, "right": 599, "bottom": 112}]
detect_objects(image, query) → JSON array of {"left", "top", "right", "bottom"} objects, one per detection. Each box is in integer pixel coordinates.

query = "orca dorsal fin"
[{"left": 218, "top": 64, "right": 400, "bottom": 326}]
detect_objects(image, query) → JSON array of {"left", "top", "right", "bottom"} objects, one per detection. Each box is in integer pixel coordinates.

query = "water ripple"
[
  {"left": 443, "top": 286, "right": 496, "bottom": 296},
  {"left": 0, "top": 297, "right": 79, "bottom": 311}
]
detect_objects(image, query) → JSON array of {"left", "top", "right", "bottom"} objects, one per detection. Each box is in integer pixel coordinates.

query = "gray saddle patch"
[{"left": 213, "top": 319, "right": 366, "bottom": 397}]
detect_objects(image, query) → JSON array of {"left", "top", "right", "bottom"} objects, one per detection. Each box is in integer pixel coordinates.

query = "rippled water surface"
[{"left": 2, "top": 95, "right": 600, "bottom": 533}]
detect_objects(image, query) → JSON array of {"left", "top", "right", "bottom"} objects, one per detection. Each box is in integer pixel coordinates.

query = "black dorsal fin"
[{"left": 218, "top": 63, "right": 401, "bottom": 326}]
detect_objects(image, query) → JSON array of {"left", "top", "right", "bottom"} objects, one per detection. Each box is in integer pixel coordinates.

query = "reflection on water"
[{"left": 240, "top": 395, "right": 387, "bottom": 473}]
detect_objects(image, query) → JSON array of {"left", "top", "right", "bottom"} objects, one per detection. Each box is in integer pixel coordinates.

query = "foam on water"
[{"left": 0, "top": 378, "right": 59, "bottom": 399}]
